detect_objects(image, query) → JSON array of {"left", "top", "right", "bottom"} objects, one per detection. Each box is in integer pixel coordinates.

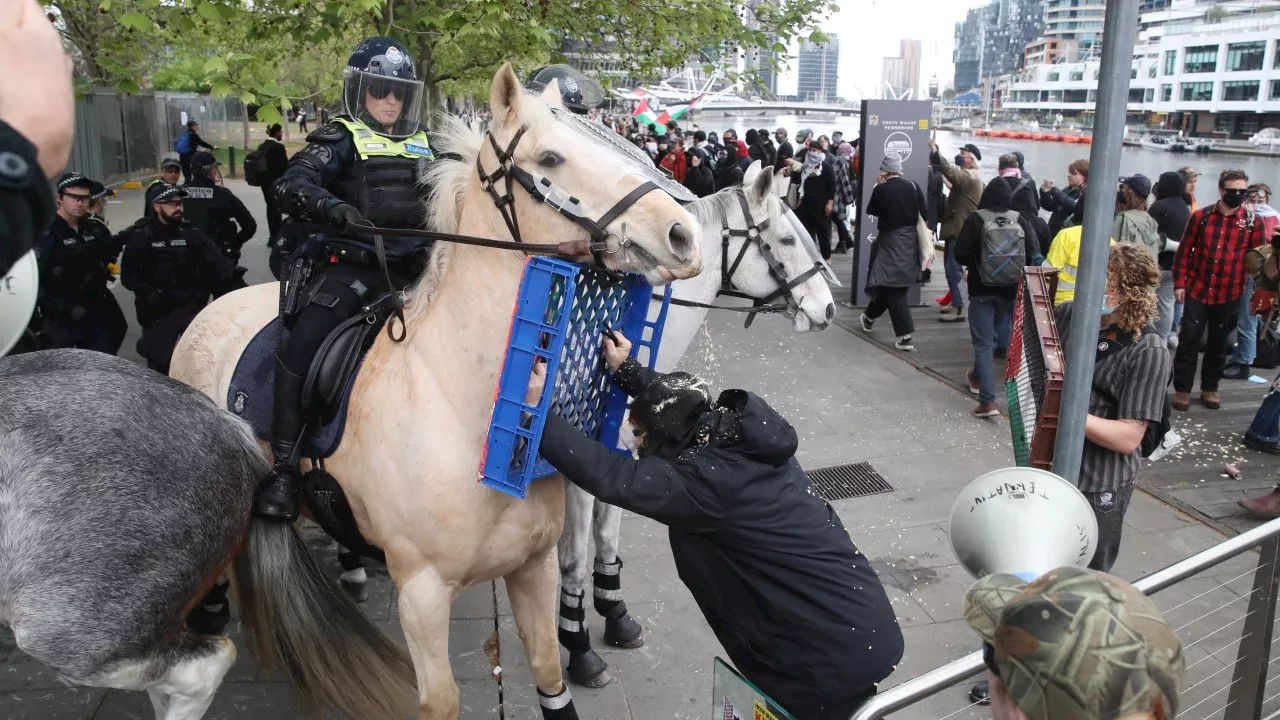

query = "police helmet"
[
  {"left": 343, "top": 36, "right": 424, "bottom": 140},
  {"left": 0, "top": 250, "right": 39, "bottom": 356},
  {"left": 525, "top": 65, "right": 606, "bottom": 115}
]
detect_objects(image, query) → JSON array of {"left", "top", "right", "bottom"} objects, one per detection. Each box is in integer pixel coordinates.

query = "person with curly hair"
[{"left": 1053, "top": 244, "right": 1169, "bottom": 572}]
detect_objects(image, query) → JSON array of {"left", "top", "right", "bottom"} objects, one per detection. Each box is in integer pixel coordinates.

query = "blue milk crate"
[{"left": 481, "top": 258, "right": 671, "bottom": 498}]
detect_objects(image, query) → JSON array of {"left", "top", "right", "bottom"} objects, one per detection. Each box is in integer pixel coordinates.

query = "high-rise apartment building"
[
  {"left": 798, "top": 34, "right": 840, "bottom": 103},
  {"left": 954, "top": 0, "right": 1045, "bottom": 90},
  {"left": 1044, "top": 0, "right": 1105, "bottom": 53},
  {"left": 881, "top": 39, "right": 922, "bottom": 98}
]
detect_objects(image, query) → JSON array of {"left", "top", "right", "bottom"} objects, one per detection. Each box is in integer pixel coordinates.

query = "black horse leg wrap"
[
  {"left": 593, "top": 558, "right": 627, "bottom": 620},
  {"left": 558, "top": 589, "right": 590, "bottom": 652}
]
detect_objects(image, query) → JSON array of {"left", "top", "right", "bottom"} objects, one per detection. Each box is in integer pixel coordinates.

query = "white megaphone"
[
  {"left": 0, "top": 249, "right": 39, "bottom": 357},
  {"left": 949, "top": 467, "right": 1098, "bottom": 580}
]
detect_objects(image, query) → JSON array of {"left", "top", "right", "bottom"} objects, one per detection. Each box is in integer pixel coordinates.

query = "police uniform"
[
  {"left": 255, "top": 35, "right": 435, "bottom": 521},
  {"left": 83, "top": 204, "right": 129, "bottom": 356},
  {"left": 183, "top": 153, "right": 257, "bottom": 264},
  {"left": 120, "top": 185, "right": 241, "bottom": 373}
]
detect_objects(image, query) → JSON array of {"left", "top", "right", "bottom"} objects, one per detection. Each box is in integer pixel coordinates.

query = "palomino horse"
[
  {"left": 168, "top": 64, "right": 701, "bottom": 719},
  {"left": 556, "top": 163, "right": 840, "bottom": 686}
]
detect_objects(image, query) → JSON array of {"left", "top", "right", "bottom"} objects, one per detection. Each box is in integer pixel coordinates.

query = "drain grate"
[{"left": 806, "top": 461, "right": 893, "bottom": 501}]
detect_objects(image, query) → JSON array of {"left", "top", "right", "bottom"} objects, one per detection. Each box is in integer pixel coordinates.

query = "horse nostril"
[
  {"left": 667, "top": 223, "right": 694, "bottom": 260},
  {"left": 825, "top": 303, "right": 836, "bottom": 321}
]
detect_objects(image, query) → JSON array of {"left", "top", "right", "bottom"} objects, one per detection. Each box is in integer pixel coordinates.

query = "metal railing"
[{"left": 851, "top": 517, "right": 1280, "bottom": 720}]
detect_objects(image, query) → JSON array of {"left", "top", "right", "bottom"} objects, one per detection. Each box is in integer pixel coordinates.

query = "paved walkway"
[{"left": 0, "top": 182, "right": 1273, "bottom": 719}]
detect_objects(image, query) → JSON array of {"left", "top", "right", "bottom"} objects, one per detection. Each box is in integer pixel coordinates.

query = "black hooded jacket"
[
  {"left": 1040, "top": 184, "right": 1084, "bottom": 239},
  {"left": 539, "top": 359, "right": 904, "bottom": 713},
  {"left": 1149, "top": 171, "right": 1191, "bottom": 271},
  {"left": 999, "top": 176, "right": 1052, "bottom": 256},
  {"left": 955, "top": 178, "right": 1042, "bottom": 299}
]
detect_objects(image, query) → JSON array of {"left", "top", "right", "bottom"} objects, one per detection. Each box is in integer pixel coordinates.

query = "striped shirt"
[
  {"left": 1055, "top": 303, "right": 1172, "bottom": 492},
  {"left": 1173, "top": 204, "right": 1264, "bottom": 306}
]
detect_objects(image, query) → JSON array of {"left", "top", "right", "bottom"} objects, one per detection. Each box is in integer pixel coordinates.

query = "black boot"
[{"left": 253, "top": 358, "right": 306, "bottom": 522}]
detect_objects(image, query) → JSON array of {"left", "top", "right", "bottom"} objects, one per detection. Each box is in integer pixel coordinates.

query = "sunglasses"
[
  {"left": 367, "top": 83, "right": 407, "bottom": 101},
  {"left": 61, "top": 192, "right": 92, "bottom": 202}
]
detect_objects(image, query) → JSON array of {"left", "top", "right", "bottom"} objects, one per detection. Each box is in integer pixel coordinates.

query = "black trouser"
[
  {"left": 263, "top": 188, "right": 282, "bottom": 242},
  {"left": 41, "top": 293, "right": 121, "bottom": 354},
  {"left": 135, "top": 299, "right": 208, "bottom": 374},
  {"left": 102, "top": 292, "right": 128, "bottom": 355},
  {"left": 1085, "top": 483, "right": 1135, "bottom": 573},
  {"left": 179, "top": 154, "right": 194, "bottom": 184},
  {"left": 832, "top": 213, "right": 854, "bottom": 250},
  {"left": 797, "top": 203, "right": 832, "bottom": 258},
  {"left": 1174, "top": 296, "right": 1236, "bottom": 393},
  {"left": 865, "top": 286, "right": 914, "bottom": 337}
]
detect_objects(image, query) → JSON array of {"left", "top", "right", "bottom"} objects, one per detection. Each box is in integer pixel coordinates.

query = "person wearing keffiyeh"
[{"left": 530, "top": 332, "right": 904, "bottom": 719}]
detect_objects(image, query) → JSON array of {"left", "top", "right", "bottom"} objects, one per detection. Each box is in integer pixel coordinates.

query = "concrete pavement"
[{"left": 0, "top": 180, "right": 1271, "bottom": 719}]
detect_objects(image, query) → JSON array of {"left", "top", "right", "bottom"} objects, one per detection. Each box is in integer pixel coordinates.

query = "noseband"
[
  {"left": 715, "top": 189, "right": 826, "bottom": 328},
  {"left": 477, "top": 126, "right": 666, "bottom": 268}
]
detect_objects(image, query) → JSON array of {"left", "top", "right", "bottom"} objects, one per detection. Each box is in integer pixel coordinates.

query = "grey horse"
[{"left": 0, "top": 350, "right": 416, "bottom": 719}]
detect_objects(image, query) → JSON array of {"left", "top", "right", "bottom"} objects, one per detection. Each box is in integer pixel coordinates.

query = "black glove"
[{"left": 329, "top": 204, "right": 367, "bottom": 234}]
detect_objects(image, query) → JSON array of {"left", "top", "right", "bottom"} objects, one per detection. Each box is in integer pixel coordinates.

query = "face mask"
[
  {"left": 955, "top": 154, "right": 965, "bottom": 167},
  {"left": 1224, "top": 189, "right": 1247, "bottom": 208},
  {"left": 1100, "top": 303, "right": 1116, "bottom": 316}
]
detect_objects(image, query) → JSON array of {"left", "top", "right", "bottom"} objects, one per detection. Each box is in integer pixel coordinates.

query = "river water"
[{"left": 695, "top": 113, "right": 1278, "bottom": 208}]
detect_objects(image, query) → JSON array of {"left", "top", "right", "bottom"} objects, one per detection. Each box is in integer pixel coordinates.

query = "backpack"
[
  {"left": 175, "top": 131, "right": 192, "bottom": 155},
  {"left": 243, "top": 142, "right": 270, "bottom": 187},
  {"left": 1115, "top": 211, "right": 1162, "bottom": 260},
  {"left": 974, "top": 209, "right": 1027, "bottom": 286}
]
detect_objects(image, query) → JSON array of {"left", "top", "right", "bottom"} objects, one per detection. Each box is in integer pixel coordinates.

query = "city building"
[
  {"left": 740, "top": 0, "right": 778, "bottom": 98},
  {"left": 798, "top": 34, "right": 840, "bottom": 103},
  {"left": 1000, "top": 0, "right": 1280, "bottom": 138},
  {"left": 1043, "top": 0, "right": 1106, "bottom": 54},
  {"left": 882, "top": 39, "right": 922, "bottom": 99},
  {"left": 953, "top": 0, "right": 1046, "bottom": 91},
  {"left": 929, "top": 74, "right": 940, "bottom": 99},
  {"left": 1024, "top": 37, "right": 1080, "bottom": 67}
]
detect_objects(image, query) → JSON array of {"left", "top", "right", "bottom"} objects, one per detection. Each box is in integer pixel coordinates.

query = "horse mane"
[{"left": 687, "top": 184, "right": 785, "bottom": 237}]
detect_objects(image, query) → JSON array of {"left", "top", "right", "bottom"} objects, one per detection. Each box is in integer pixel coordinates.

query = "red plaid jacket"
[{"left": 1173, "top": 204, "right": 1265, "bottom": 305}]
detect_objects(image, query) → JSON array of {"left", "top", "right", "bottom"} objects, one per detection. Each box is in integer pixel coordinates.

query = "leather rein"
[{"left": 656, "top": 189, "right": 825, "bottom": 328}]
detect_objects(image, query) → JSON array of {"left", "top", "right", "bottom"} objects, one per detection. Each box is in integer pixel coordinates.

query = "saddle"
[{"left": 228, "top": 293, "right": 396, "bottom": 563}]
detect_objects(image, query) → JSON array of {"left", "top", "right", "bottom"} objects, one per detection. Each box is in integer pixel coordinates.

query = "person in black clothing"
[
  {"left": 259, "top": 123, "right": 289, "bottom": 242},
  {"left": 533, "top": 333, "right": 904, "bottom": 720},
  {"left": 997, "top": 154, "right": 1051, "bottom": 255},
  {"left": 1012, "top": 150, "right": 1038, "bottom": 211},
  {"left": 715, "top": 142, "right": 744, "bottom": 190},
  {"left": 256, "top": 36, "right": 437, "bottom": 521},
  {"left": 955, "top": 178, "right": 1042, "bottom": 418},
  {"left": 32, "top": 173, "right": 121, "bottom": 353},
  {"left": 926, "top": 161, "right": 945, "bottom": 235},
  {"left": 756, "top": 127, "right": 776, "bottom": 167},
  {"left": 682, "top": 147, "right": 716, "bottom": 198},
  {"left": 1040, "top": 157, "right": 1088, "bottom": 238},
  {"left": 773, "top": 127, "right": 793, "bottom": 173},
  {"left": 796, "top": 140, "right": 836, "bottom": 259},
  {"left": 177, "top": 120, "right": 216, "bottom": 184},
  {"left": 859, "top": 154, "right": 927, "bottom": 350},
  {"left": 183, "top": 152, "right": 257, "bottom": 266},
  {"left": 1148, "top": 170, "right": 1191, "bottom": 342},
  {"left": 120, "top": 183, "right": 242, "bottom": 374},
  {"left": 84, "top": 180, "right": 129, "bottom": 355}
]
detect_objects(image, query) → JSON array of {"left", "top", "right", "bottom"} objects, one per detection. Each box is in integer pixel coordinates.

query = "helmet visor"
[
  {"left": 344, "top": 69, "right": 424, "bottom": 140},
  {"left": 526, "top": 65, "right": 606, "bottom": 113}
]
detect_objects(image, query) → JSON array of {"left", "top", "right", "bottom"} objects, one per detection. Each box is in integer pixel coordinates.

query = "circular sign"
[{"left": 884, "top": 131, "right": 913, "bottom": 162}]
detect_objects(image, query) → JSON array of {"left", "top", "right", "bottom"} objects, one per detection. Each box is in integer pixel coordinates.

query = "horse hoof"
[
  {"left": 567, "top": 650, "right": 611, "bottom": 688},
  {"left": 604, "top": 614, "right": 645, "bottom": 649},
  {"left": 339, "top": 567, "right": 369, "bottom": 603}
]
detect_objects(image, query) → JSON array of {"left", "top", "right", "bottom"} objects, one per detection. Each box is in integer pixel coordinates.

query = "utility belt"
[{"left": 280, "top": 235, "right": 422, "bottom": 321}]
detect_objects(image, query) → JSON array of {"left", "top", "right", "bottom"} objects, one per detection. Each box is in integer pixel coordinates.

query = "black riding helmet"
[
  {"left": 524, "top": 64, "right": 605, "bottom": 115},
  {"left": 343, "top": 36, "right": 424, "bottom": 140}
]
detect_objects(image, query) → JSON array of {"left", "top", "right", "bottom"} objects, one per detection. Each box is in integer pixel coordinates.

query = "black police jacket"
[
  {"left": 539, "top": 361, "right": 904, "bottom": 712},
  {"left": 274, "top": 117, "right": 432, "bottom": 263},
  {"left": 34, "top": 215, "right": 116, "bottom": 317},
  {"left": 0, "top": 119, "right": 55, "bottom": 277},
  {"left": 181, "top": 178, "right": 257, "bottom": 257},
  {"left": 120, "top": 217, "right": 238, "bottom": 322}
]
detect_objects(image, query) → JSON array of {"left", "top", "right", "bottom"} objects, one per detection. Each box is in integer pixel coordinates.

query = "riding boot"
[
  {"left": 253, "top": 356, "right": 307, "bottom": 522},
  {"left": 593, "top": 558, "right": 644, "bottom": 648}
]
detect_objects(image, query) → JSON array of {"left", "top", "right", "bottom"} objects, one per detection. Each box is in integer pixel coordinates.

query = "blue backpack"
[{"left": 175, "top": 132, "right": 192, "bottom": 155}]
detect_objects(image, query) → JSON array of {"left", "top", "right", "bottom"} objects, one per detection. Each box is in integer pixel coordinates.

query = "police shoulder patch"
[{"left": 307, "top": 122, "right": 348, "bottom": 143}]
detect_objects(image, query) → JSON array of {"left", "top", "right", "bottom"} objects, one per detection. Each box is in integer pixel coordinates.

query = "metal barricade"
[{"left": 851, "top": 518, "right": 1280, "bottom": 720}]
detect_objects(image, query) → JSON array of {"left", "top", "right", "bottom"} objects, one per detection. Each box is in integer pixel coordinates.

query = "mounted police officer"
[
  {"left": 255, "top": 36, "right": 434, "bottom": 521},
  {"left": 182, "top": 151, "right": 257, "bottom": 265},
  {"left": 120, "top": 183, "right": 242, "bottom": 374},
  {"left": 32, "top": 173, "right": 120, "bottom": 352}
]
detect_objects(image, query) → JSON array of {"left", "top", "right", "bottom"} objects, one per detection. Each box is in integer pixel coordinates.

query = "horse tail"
[{"left": 229, "top": 427, "right": 416, "bottom": 718}]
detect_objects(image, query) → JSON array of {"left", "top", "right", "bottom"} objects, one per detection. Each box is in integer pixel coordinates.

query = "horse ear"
[
  {"left": 749, "top": 164, "right": 775, "bottom": 204},
  {"left": 490, "top": 62, "right": 523, "bottom": 128},
  {"left": 541, "top": 78, "right": 566, "bottom": 110},
  {"left": 743, "top": 159, "right": 761, "bottom": 184}
]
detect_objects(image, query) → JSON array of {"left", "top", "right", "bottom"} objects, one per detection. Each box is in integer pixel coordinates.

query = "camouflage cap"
[{"left": 964, "top": 566, "right": 1184, "bottom": 720}]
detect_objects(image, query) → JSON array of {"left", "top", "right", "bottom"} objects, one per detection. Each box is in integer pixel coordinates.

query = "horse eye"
[
  {"left": 779, "top": 235, "right": 797, "bottom": 246},
  {"left": 537, "top": 151, "right": 565, "bottom": 169}
]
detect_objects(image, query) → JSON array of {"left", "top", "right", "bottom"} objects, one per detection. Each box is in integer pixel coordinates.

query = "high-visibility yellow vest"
[
  {"left": 332, "top": 117, "right": 433, "bottom": 161},
  {"left": 1045, "top": 225, "right": 1116, "bottom": 305}
]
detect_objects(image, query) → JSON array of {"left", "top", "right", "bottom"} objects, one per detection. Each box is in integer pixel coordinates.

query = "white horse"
[
  {"left": 556, "top": 163, "right": 839, "bottom": 686},
  {"left": 169, "top": 64, "right": 702, "bottom": 720}
]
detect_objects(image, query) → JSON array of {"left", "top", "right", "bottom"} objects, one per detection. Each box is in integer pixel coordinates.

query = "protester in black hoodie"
[
  {"left": 683, "top": 147, "right": 716, "bottom": 198},
  {"left": 535, "top": 334, "right": 904, "bottom": 719},
  {"left": 1148, "top": 170, "right": 1191, "bottom": 341},
  {"left": 715, "top": 142, "right": 745, "bottom": 190},
  {"left": 955, "top": 178, "right": 1043, "bottom": 419},
  {"left": 997, "top": 155, "right": 1052, "bottom": 256}
]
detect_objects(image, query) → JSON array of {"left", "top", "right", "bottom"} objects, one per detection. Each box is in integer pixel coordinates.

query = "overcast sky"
[{"left": 776, "top": 0, "right": 992, "bottom": 100}]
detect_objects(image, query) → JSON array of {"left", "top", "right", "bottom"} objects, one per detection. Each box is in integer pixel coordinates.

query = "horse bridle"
[
  {"left": 476, "top": 126, "right": 667, "bottom": 268},
  {"left": 664, "top": 189, "right": 825, "bottom": 328}
]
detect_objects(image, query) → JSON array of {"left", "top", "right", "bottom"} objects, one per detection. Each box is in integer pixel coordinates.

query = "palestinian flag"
[
  {"left": 657, "top": 95, "right": 706, "bottom": 126},
  {"left": 632, "top": 98, "right": 661, "bottom": 131}
]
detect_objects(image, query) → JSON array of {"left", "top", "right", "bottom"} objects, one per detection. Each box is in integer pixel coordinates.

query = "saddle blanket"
[{"left": 226, "top": 318, "right": 363, "bottom": 458}]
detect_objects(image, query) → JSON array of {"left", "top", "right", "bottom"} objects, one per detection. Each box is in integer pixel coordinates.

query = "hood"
[
  {"left": 711, "top": 390, "right": 798, "bottom": 466},
  {"left": 1156, "top": 171, "right": 1186, "bottom": 200},
  {"left": 1003, "top": 176, "right": 1038, "bottom": 217},
  {"left": 978, "top": 176, "right": 1014, "bottom": 211}
]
